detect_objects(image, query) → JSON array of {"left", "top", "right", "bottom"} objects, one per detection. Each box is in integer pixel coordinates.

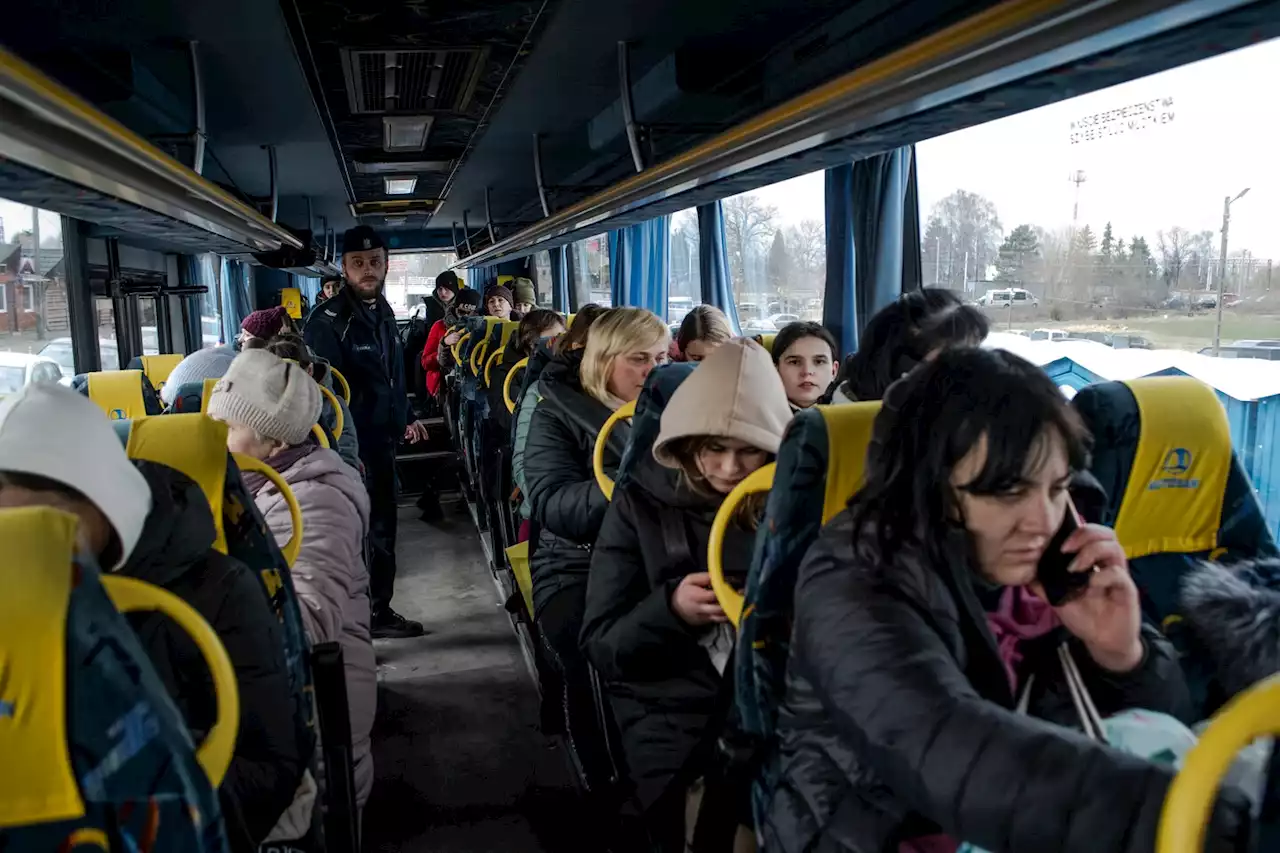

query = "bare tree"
[
  {"left": 925, "top": 190, "right": 1003, "bottom": 291},
  {"left": 787, "top": 219, "right": 825, "bottom": 288},
  {"left": 1157, "top": 226, "right": 1193, "bottom": 292},
  {"left": 722, "top": 194, "right": 778, "bottom": 296}
]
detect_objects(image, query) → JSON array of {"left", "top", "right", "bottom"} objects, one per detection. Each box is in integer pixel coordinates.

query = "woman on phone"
[{"left": 764, "top": 347, "right": 1252, "bottom": 853}]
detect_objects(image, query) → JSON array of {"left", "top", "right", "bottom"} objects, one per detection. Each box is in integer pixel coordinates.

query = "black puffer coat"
[
  {"left": 119, "top": 461, "right": 306, "bottom": 853},
  {"left": 765, "top": 508, "right": 1252, "bottom": 853},
  {"left": 582, "top": 454, "right": 755, "bottom": 809},
  {"left": 523, "top": 349, "right": 629, "bottom": 616}
]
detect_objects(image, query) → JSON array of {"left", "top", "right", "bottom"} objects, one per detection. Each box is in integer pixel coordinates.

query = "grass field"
[{"left": 1005, "top": 312, "right": 1280, "bottom": 351}]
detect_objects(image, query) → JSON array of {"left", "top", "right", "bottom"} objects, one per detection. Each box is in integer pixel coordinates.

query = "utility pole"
[{"left": 1212, "top": 187, "right": 1250, "bottom": 355}]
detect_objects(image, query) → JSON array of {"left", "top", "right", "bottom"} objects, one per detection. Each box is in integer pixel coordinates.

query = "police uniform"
[{"left": 304, "top": 226, "right": 421, "bottom": 637}]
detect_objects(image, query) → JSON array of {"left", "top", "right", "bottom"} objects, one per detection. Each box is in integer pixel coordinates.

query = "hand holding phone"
[{"left": 1037, "top": 499, "right": 1094, "bottom": 606}]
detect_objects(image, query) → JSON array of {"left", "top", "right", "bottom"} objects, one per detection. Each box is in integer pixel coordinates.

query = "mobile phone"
[{"left": 1037, "top": 499, "right": 1091, "bottom": 606}]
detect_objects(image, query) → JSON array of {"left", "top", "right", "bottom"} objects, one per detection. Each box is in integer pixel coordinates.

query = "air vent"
[{"left": 341, "top": 48, "right": 489, "bottom": 115}]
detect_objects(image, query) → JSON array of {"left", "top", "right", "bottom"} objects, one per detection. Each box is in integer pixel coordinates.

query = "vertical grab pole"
[
  {"left": 533, "top": 133, "right": 551, "bottom": 217},
  {"left": 618, "top": 41, "right": 644, "bottom": 174},
  {"left": 189, "top": 41, "right": 206, "bottom": 175}
]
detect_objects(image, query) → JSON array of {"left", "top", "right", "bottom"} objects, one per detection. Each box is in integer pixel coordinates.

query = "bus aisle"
[{"left": 361, "top": 498, "right": 580, "bottom": 853}]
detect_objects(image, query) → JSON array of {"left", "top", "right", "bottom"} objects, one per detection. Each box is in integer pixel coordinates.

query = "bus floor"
[{"left": 360, "top": 496, "right": 583, "bottom": 853}]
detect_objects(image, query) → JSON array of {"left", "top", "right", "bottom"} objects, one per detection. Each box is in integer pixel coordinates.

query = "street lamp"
[{"left": 1212, "top": 187, "right": 1250, "bottom": 356}]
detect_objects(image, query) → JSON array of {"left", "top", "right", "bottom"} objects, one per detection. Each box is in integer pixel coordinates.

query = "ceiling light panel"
[
  {"left": 354, "top": 160, "right": 450, "bottom": 175},
  {"left": 384, "top": 177, "right": 418, "bottom": 195},
  {"left": 383, "top": 116, "right": 433, "bottom": 152}
]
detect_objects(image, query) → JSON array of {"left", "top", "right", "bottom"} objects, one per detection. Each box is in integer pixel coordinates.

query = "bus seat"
[
  {"left": 0, "top": 506, "right": 229, "bottom": 851},
  {"left": 614, "top": 363, "right": 697, "bottom": 491},
  {"left": 280, "top": 287, "right": 303, "bottom": 320},
  {"left": 1074, "top": 376, "right": 1278, "bottom": 713},
  {"left": 566, "top": 313, "right": 576, "bottom": 329},
  {"left": 729, "top": 403, "right": 881, "bottom": 773},
  {"left": 503, "top": 357, "right": 529, "bottom": 413},
  {"left": 113, "top": 414, "right": 319, "bottom": 752},
  {"left": 754, "top": 333, "right": 776, "bottom": 353},
  {"left": 328, "top": 367, "right": 351, "bottom": 405},
  {"left": 127, "top": 354, "right": 184, "bottom": 390},
  {"left": 505, "top": 541, "right": 535, "bottom": 617},
  {"left": 71, "top": 369, "right": 162, "bottom": 420},
  {"left": 471, "top": 317, "right": 516, "bottom": 379},
  {"left": 164, "top": 377, "right": 219, "bottom": 414}
]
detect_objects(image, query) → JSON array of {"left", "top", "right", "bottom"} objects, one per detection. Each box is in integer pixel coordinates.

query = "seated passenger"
[
  {"left": 523, "top": 306, "right": 669, "bottom": 791},
  {"left": 485, "top": 283, "right": 514, "bottom": 321},
  {"left": 207, "top": 349, "right": 376, "bottom": 816},
  {"left": 765, "top": 347, "right": 1251, "bottom": 853},
  {"left": 237, "top": 305, "right": 297, "bottom": 351},
  {"left": 424, "top": 289, "right": 482, "bottom": 396},
  {"left": 488, "top": 308, "right": 565, "bottom": 435},
  {"left": 512, "top": 277, "right": 537, "bottom": 318},
  {"left": 582, "top": 337, "right": 790, "bottom": 851},
  {"left": 0, "top": 383, "right": 304, "bottom": 853},
  {"left": 160, "top": 343, "right": 236, "bottom": 408},
  {"left": 671, "top": 305, "right": 733, "bottom": 363},
  {"left": 267, "top": 334, "right": 362, "bottom": 477},
  {"left": 770, "top": 321, "right": 838, "bottom": 409},
  {"left": 829, "top": 287, "right": 987, "bottom": 404}
]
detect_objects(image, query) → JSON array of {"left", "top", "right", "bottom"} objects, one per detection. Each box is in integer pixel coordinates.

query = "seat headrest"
[
  {"left": 75, "top": 370, "right": 159, "bottom": 421},
  {"left": 127, "top": 354, "right": 184, "bottom": 389},
  {"left": 616, "top": 363, "right": 697, "bottom": 488},
  {"left": 755, "top": 333, "right": 776, "bottom": 354},
  {"left": 0, "top": 506, "right": 84, "bottom": 828},
  {"left": 1074, "top": 377, "right": 1232, "bottom": 559},
  {"left": 814, "top": 402, "right": 883, "bottom": 523},
  {"left": 122, "top": 414, "right": 230, "bottom": 555}
]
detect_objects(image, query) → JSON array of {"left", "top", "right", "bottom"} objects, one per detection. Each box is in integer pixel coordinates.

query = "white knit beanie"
[{"left": 207, "top": 349, "right": 322, "bottom": 446}]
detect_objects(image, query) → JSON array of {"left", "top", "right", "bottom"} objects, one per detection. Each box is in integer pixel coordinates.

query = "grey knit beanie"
[{"left": 207, "top": 349, "right": 322, "bottom": 446}]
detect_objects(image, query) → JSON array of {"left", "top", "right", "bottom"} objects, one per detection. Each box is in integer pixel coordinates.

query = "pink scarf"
[{"left": 898, "top": 587, "right": 1059, "bottom": 853}]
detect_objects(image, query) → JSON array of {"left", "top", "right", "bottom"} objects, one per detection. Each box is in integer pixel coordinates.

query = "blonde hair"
[
  {"left": 677, "top": 305, "right": 733, "bottom": 353},
  {"left": 580, "top": 307, "right": 669, "bottom": 405},
  {"left": 665, "top": 436, "right": 770, "bottom": 530}
]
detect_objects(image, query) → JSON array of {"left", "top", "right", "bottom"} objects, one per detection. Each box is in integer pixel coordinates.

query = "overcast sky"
[{"left": 746, "top": 36, "right": 1280, "bottom": 259}]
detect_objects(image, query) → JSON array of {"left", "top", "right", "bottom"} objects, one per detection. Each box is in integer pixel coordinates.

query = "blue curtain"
[
  {"left": 297, "top": 275, "right": 320, "bottom": 306},
  {"left": 698, "top": 202, "right": 741, "bottom": 333},
  {"left": 549, "top": 245, "right": 570, "bottom": 313},
  {"left": 608, "top": 217, "right": 670, "bottom": 317},
  {"left": 823, "top": 146, "right": 920, "bottom": 356},
  {"left": 220, "top": 259, "right": 253, "bottom": 345}
]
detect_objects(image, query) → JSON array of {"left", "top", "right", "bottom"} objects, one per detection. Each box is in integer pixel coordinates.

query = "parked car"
[
  {"left": 0, "top": 351, "right": 65, "bottom": 396},
  {"left": 1029, "top": 328, "right": 1069, "bottom": 342}
]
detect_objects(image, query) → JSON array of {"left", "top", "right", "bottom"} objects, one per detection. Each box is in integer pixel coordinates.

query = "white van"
[{"left": 979, "top": 288, "right": 1038, "bottom": 308}]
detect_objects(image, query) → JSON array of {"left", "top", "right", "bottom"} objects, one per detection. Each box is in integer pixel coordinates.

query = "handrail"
[
  {"left": 455, "top": 0, "right": 1247, "bottom": 268},
  {"left": 0, "top": 46, "right": 302, "bottom": 253},
  {"left": 707, "top": 463, "right": 775, "bottom": 628},
  {"left": 593, "top": 400, "right": 636, "bottom": 501}
]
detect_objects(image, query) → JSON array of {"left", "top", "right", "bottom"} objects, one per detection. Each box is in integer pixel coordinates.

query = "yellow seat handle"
[
  {"left": 310, "top": 425, "right": 330, "bottom": 449},
  {"left": 328, "top": 367, "right": 351, "bottom": 405},
  {"left": 451, "top": 332, "right": 471, "bottom": 365},
  {"left": 504, "top": 357, "right": 529, "bottom": 414},
  {"left": 707, "top": 463, "right": 774, "bottom": 628},
  {"left": 470, "top": 338, "right": 490, "bottom": 376},
  {"left": 484, "top": 346, "right": 506, "bottom": 387},
  {"left": 101, "top": 575, "right": 240, "bottom": 788},
  {"left": 1158, "top": 672, "right": 1280, "bottom": 853},
  {"left": 317, "top": 384, "right": 343, "bottom": 439},
  {"left": 233, "top": 453, "right": 304, "bottom": 567},
  {"left": 593, "top": 399, "right": 636, "bottom": 501}
]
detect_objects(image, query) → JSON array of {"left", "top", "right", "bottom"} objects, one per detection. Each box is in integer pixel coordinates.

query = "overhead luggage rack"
[{"left": 0, "top": 46, "right": 302, "bottom": 254}]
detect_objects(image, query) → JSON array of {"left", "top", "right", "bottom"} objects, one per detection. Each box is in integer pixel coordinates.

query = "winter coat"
[
  {"left": 523, "top": 349, "right": 629, "bottom": 616},
  {"left": 245, "top": 443, "right": 376, "bottom": 810},
  {"left": 510, "top": 343, "right": 557, "bottom": 504},
  {"left": 304, "top": 287, "right": 408, "bottom": 447},
  {"left": 422, "top": 318, "right": 450, "bottom": 397},
  {"left": 763, "top": 509, "right": 1253, "bottom": 853},
  {"left": 119, "top": 460, "right": 306, "bottom": 853},
  {"left": 582, "top": 453, "right": 755, "bottom": 808},
  {"left": 312, "top": 358, "right": 361, "bottom": 477}
]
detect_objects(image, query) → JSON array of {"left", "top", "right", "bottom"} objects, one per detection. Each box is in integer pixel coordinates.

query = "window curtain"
[
  {"left": 296, "top": 275, "right": 320, "bottom": 309},
  {"left": 698, "top": 202, "right": 741, "bottom": 333},
  {"left": 823, "top": 145, "right": 921, "bottom": 356},
  {"left": 549, "top": 245, "right": 570, "bottom": 313},
  {"left": 180, "top": 256, "right": 206, "bottom": 350},
  {"left": 608, "top": 217, "right": 670, "bottom": 317},
  {"left": 220, "top": 258, "right": 253, "bottom": 345}
]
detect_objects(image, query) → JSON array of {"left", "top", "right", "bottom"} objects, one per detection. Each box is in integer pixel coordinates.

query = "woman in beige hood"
[{"left": 581, "top": 337, "right": 791, "bottom": 853}]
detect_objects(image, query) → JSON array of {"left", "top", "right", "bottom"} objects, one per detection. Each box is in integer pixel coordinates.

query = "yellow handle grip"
[
  {"left": 707, "top": 463, "right": 774, "bottom": 628},
  {"left": 310, "top": 425, "right": 330, "bottom": 449},
  {"left": 101, "top": 575, "right": 240, "bottom": 788},
  {"left": 328, "top": 367, "right": 351, "bottom": 405},
  {"left": 504, "top": 357, "right": 529, "bottom": 414},
  {"left": 593, "top": 399, "right": 636, "bottom": 501},
  {"left": 451, "top": 332, "right": 471, "bottom": 365},
  {"left": 484, "top": 346, "right": 506, "bottom": 387},
  {"left": 316, "top": 384, "right": 343, "bottom": 439},
  {"left": 470, "top": 338, "right": 489, "bottom": 376},
  {"left": 1158, "top": 672, "right": 1280, "bottom": 853},
  {"left": 233, "top": 453, "right": 303, "bottom": 567}
]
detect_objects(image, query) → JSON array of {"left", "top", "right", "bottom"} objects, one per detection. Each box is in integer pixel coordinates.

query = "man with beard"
[{"left": 305, "top": 225, "right": 430, "bottom": 639}]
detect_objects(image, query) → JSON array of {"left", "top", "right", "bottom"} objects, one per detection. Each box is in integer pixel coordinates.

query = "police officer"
[{"left": 305, "top": 225, "right": 431, "bottom": 638}]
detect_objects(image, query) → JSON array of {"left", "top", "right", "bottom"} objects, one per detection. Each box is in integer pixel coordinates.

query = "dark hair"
[
  {"left": 771, "top": 321, "right": 838, "bottom": 365},
  {"left": 554, "top": 303, "right": 607, "bottom": 355},
  {"left": 516, "top": 309, "right": 566, "bottom": 356},
  {"left": 663, "top": 436, "right": 770, "bottom": 530},
  {"left": 849, "top": 347, "right": 1089, "bottom": 572},
  {"left": 839, "top": 288, "right": 988, "bottom": 402},
  {"left": 676, "top": 305, "right": 732, "bottom": 353},
  {"left": 266, "top": 334, "right": 311, "bottom": 366}
]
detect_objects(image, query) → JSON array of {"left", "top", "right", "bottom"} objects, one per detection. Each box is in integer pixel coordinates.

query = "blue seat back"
[{"left": 615, "top": 362, "right": 697, "bottom": 490}]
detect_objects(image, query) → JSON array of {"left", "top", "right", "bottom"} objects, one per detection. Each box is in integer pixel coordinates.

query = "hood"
[
  {"left": 0, "top": 383, "right": 151, "bottom": 567},
  {"left": 1181, "top": 558, "right": 1280, "bottom": 698},
  {"left": 539, "top": 348, "right": 585, "bottom": 388},
  {"left": 120, "top": 460, "right": 218, "bottom": 584},
  {"left": 653, "top": 338, "right": 792, "bottom": 467},
  {"left": 247, "top": 446, "right": 371, "bottom": 531}
]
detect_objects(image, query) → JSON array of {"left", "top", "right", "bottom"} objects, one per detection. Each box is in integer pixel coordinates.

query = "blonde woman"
[{"left": 522, "top": 306, "right": 669, "bottom": 795}]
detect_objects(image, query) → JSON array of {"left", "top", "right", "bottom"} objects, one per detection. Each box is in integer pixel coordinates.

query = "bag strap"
[
  {"left": 1012, "top": 643, "right": 1107, "bottom": 743},
  {"left": 659, "top": 507, "right": 695, "bottom": 574}
]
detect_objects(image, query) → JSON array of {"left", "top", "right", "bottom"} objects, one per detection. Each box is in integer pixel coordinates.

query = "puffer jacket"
[
  {"left": 582, "top": 452, "right": 755, "bottom": 808},
  {"left": 764, "top": 509, "right": 1253, "bottom": 853},
  {"left": 312, "top": 357, "right": 362, "bottom": 477},
  {"left": 245, "top": 443, "right": 376, "bottom": 810},
  {"left": 523, "top": 349, "right": 629, "bottom": 616},
  {"left": 119, "top": 460, "right": 305, "bottom": 853},
  {"left": 510, "top": 342, "right": 557, "bottom": 512}
]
